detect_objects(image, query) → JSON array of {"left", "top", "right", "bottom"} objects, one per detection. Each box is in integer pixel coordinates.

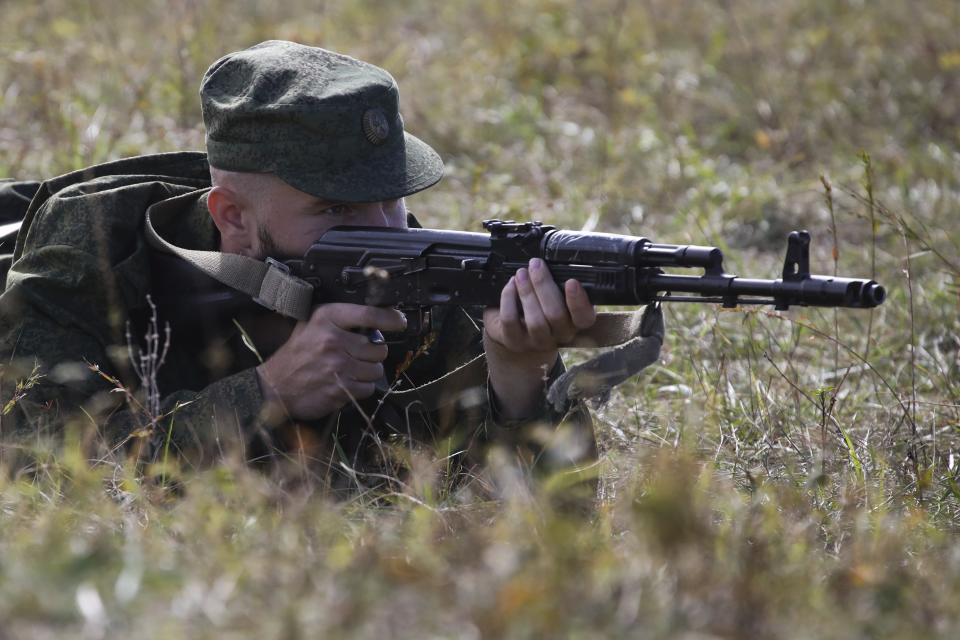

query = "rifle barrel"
[{"left": 642, "top": 273, "right": 885, "bottom": 308}]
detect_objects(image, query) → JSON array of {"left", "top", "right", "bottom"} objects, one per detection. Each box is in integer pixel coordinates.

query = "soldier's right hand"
[{"left": 254, "top": 303, "right": 406, "bottom": 420}]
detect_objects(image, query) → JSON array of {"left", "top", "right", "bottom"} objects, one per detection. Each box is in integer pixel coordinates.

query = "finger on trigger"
[
  {"left": 362, "top": 306, "right": 407, "bottom": 333},
  {"left": 327, "top": 304, "right": 406, "bottom": 333}
]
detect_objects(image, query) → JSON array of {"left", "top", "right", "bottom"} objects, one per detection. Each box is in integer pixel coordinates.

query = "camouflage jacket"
[{"left": 0, "top": 153, "right": 594, "bottom": 486}]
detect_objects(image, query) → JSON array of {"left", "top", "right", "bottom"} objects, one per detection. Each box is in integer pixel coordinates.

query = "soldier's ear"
[{"left": 207, "top": 186, "right": 257, "bottom": 256}]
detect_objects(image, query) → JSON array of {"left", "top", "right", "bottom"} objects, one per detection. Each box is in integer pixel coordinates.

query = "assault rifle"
[
  {"left": 277, "top": 219, "right": 883, "bottom": 334},
  {"left": 152, "top": 219, "right": 885, "bottom": 338},
  {"left": 146, "top": 217, "right": 885, "bottom": 411}
]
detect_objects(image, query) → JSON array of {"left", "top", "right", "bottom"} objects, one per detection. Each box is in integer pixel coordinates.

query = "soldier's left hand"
[
  {"left": 483, "top": 257, "right": 597, "bottom": 359},
  {"left": 482, "top": 258, "right": 596, "bottom": 419}
]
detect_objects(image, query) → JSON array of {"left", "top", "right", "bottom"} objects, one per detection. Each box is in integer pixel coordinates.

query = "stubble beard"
[{"left": 256, "top": 223, "right": 285, "bottom": 260}]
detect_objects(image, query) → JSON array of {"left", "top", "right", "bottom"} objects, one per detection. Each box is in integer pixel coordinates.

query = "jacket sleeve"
[{"left": 483, "top": 355, "right": 598, "bottom": 472}]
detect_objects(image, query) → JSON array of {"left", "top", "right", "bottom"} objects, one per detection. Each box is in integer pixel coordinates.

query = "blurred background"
[
  {"left": 4, "top": 0, "right": 958, "bottom": 240},
  {"left": 2, "top": 1, "right": 960, "bottom": 637}
]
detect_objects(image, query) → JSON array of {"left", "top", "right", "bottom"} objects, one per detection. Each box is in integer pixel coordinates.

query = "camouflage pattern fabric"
[{"left": 0, "top": 153, "right": 595, "bottom": 494}]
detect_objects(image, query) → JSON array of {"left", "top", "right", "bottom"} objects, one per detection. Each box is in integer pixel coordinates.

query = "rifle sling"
[{"left": 145, "top": 195, "right": 314, "bottom": 321}]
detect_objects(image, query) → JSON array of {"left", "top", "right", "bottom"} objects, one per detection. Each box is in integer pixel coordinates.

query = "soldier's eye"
[{"left": 321, "top": 204, "right": 351, "bottom": 216}]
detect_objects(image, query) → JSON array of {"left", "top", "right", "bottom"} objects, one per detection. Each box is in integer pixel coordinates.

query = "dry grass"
[{"left": 2, "top": 0, "right": 960, "bottom": 637}]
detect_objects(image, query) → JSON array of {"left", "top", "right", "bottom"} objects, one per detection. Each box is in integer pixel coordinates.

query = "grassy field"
[{"left": 2, "top": 0, "right": 960, "bottom": 637}]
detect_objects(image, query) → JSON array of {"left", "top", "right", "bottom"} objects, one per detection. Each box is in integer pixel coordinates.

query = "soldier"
[{"left": 0, "top": 41, "right": 598, "bottom": 493}]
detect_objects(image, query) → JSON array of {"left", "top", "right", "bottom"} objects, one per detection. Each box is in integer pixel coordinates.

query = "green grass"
[{"left": 3, "top": 0, "right": 960, "bottom": 637}]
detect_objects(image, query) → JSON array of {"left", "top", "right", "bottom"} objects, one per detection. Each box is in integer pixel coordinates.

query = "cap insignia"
[{"left": 362, "top": 108, "right": 390, "bottom": 146}]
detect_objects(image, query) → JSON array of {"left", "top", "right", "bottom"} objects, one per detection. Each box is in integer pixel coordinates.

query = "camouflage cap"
[{"left": 200, "top": 40, "right": 444, "bottom": 203}]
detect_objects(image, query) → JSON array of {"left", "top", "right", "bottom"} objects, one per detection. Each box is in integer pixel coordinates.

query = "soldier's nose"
[{"left": 356, "top": 202, "right": 389, "bottom": 226}]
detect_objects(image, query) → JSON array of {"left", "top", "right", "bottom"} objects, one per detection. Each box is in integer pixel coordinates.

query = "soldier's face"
[{"left": 253, "top": 178, "right": 408, "bottom": 260}]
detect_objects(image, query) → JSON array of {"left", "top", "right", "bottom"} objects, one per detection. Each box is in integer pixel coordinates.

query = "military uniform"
[
  {"left": 1, "top": 152, "right": 587, "bottom": 458},
  {"left": 0, "top": 42, "right": 597, "bottom": 495}
]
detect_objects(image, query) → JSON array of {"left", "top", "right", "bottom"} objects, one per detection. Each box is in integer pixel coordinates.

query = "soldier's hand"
[
  {"left": 255, "top": 303, "right": 406, "bottom": 420},
  {"left": 484, "top": 258, "right": 596, "bottom": 354},
  {"left": 482, "top": 258, "right": 596, "bottom": 419}
]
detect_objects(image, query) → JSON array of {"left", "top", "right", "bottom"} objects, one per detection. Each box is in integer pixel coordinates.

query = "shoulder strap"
[{"left": 145, "top": 192, "right": 314, "bottom": 320}]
